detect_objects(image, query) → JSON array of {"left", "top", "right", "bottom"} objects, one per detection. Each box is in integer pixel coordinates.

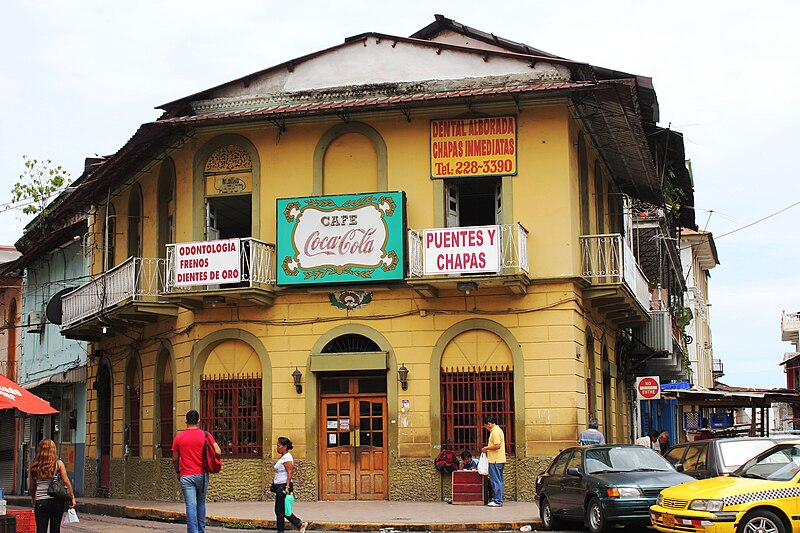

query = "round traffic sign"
[{"left": 637, "top": 377, "right": 660, "bottom": 399}]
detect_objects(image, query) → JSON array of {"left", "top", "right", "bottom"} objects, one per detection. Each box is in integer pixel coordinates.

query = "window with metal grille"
[
  {"left": 128, "top": 386, "right": 140, "bottom": 457},
  {"left": 440, "top": 366, "right": 514, "bottom": 454},
  {"left": 159, "top": 382, "right": 174, "bottom": 458},
  {"left": 201, "top": 374, "right": 262, "bottom": 458}
]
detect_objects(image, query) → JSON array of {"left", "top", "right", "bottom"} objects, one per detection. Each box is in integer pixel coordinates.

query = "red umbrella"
[{"left": 0, "top": 374, "right": 58, "bottom": 414}]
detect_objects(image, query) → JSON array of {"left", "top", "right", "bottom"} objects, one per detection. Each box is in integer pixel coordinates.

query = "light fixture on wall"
[
  {"left": 292, "top": 368, "right": 303, "bottom": 394},
  {"left": 456, "top": 281, "right": 478, "bottom": 295},
  {"left": 398, "top": 363, "right": 409, "bottom": 391}
]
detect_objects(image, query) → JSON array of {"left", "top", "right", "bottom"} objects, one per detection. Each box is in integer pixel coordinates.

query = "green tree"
[{"left": 11, "top": 155, "right": 70, "bottom": 216}]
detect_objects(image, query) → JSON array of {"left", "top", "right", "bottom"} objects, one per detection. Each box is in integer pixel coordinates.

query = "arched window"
[
  {"left": 127, "top": 184, "right": 143, "bottom": 259},
  {"left": 585, "top": 329, "right": 597, "bottom": 419},
  {"left": 104, "top": 203, "right": 116, "bottom": 270},
  {"left": 578, "top": 132, "right": 590, "bottom": 235},
  {"left": 204, "top": 144, "right": 253, "bottom": 240},
  {"left": 440, "top": 329, "right": 514, "bottom": 452},
  {"left": 125, "top": 357, "right": 141, "bottom": 457},
  {"left": 6, "top": 299, "right": 16, "bottom": 381},
  {"left": 323, "top": 132, "right": 378, "bottom": 195},
  {"left": 321, "top": 334, "right": 380, "bottom": 353},
  {"left": 594, "top": 160, "right": 605, "bottom": 234},
  {"left": 200, "top": 339, "right": 262, "bottom": 457},
  {"left": 156, "top": 349, "right": 174, "bottom": 458},
  {"left": 157, "top": 159, "right": 176, "bottom": 259}
]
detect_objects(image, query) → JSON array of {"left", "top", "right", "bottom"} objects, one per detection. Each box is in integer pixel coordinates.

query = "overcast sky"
[{"left": 2, "top": 1, "right": 798, "bottom": 388}]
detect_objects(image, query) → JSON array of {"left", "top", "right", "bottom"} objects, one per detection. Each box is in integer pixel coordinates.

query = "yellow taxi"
[{"left": 650, "top": 441, "right": 800, "bottom": 533}]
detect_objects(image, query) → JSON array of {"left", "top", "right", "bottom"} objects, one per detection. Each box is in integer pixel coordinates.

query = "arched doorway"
[
  {"left": 601, "top": 343, "right": 613, "bottom": 441},
  {"left": 95, "top": 363, "right": 113, "bottom": 495},
  {"left": 316, "top": 334, "right": 387, "bottom": 501}
]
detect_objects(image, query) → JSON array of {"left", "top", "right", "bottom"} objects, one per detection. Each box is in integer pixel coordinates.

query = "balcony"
[
  {"left": 162, "top": 238, "right": 277, "bottom": 308},
  {"left": 712, "top": 358, "right": 724, "bottom": 380},
  {"left": 782, "top": 311, "right": 800, "bottom": 345},
  {"left": 406, "top": 223, "right": 529, "bottom": 298},
  {"left": 580, "top": 234, "right": 650, "bottom": 326},
  {"left": 629, "top": 309, "right": 686, "bottom": 380},
  {"left": 61, "top": 257, "right": 177, "bottom": 340}
]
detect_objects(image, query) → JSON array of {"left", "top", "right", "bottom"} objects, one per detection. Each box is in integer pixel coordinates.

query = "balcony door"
[{"left": 445, "top": 178, "right": 501, "bottom": 228}]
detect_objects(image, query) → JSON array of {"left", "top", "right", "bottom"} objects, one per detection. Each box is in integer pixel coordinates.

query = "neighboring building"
[
  {"left": 680, "top": 226, "right": 720, "bottom": 387},
  {"left": 1, "top": 159, "right": 101, "bottom": 496},
  {"left": 40, "top": 16, "right": 695, "bottom": 501},
  {"left": 781, "top": 310, "right": 800, "bottom": 428},
  {"left": 0, "top": 245, "right": 22, "bottom": 494}
]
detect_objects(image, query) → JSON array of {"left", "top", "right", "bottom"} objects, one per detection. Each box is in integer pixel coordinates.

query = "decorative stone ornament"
[{"left": 328, "top": 290, "right": 372, "bottom": 310}]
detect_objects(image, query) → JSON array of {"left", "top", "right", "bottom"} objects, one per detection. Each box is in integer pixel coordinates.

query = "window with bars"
[
  {"left": 128, "top": 386, "right": 140, "bottom": 457},
  {"left": 159, "top": 382, "right": 174, "bottom": 458},
  {"left": 201, "top": 374, "right": 262, "bottom": 458},
  {"left": 440, "top": 366, "right": 514, "bottom": 454}
]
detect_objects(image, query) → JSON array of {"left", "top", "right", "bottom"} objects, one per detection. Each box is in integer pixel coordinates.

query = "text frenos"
[
  {"left": 174, "top": 238, "right": 241, "bottom": 287},
  {"left": 431, "top": 116, "right": 517, "bottom": 178},
  {"left": 423, "top": 226, "right": 501, "bottom": 275}
]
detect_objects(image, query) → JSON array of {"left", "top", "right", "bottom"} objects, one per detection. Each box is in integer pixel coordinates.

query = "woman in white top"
[
  {"left": 29, "top": 439, "right": 75, "bottom": 533},
  {"left": 273, "top": 437, "right": 307, "bottom": 533}
]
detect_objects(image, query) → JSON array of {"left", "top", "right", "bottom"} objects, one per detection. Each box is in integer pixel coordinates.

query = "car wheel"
[
  {"left": 540, "top": 497, "right": 561, "bottom": 531},
  {"left": 586, "top": 497, "right": 606, "bottom": 533},
  {"left": 738, "top": 510, "right": 786, "bottom": 533}
]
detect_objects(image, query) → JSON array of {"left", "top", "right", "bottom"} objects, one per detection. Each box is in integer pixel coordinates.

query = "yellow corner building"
[{"left": 43, "top": 15, "right": 695, "bottom": 502}]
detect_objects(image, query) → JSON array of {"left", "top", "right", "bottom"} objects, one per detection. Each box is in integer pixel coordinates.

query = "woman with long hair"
[
  {"left": 272, "top": 437, "right": 307, "bottom": 533},
  {"left": 29, "top": 439, "right": 75, "bottom": 533}
]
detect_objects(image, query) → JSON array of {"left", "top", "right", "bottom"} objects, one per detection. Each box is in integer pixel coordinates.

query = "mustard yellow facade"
[
  {"left": 78, "top": 96, "right": 631, "bottom": 501},
  {"left": 42, "top": 17, "right": 696, "bottom": 503}
]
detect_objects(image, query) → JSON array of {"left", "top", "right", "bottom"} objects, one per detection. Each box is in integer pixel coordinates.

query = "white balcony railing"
[
  {"left": 62, "top": 257, "right": 166, "bottom": 328},
  {"left": 164, "top": 238, "right": 276, "bottom": 292},
  {"left": 580, "top": 233, "right": 650, "bottom": 310},
  {"left": 407, "top": 223, "right": 529, "bottom": 278}
]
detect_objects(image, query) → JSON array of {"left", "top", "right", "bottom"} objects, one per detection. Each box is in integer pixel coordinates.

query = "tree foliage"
[{"left": 11, "top": 155, "right": 70, "bottom": 216}]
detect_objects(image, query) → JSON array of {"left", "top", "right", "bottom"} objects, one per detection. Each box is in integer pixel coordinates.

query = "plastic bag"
[
  {"left": 284, "top": 491, "right": 295, "bottom": 517},
  {"left": 63, "top": 508, "right": 79, "bottom": 524},
  {"left": 477, "top": 452, "right": 489, "bottom": 475}
]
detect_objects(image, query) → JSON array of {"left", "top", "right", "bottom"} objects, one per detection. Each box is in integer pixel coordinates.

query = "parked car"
[
  {"left": 651, "top": 442, "right": 800, "bottom": 533},
  {"left": 536, "top": 444, "right": 693, "bottom": 533},
  {"left": 663, "top": 437, "right": 778, "bottom": 479}
]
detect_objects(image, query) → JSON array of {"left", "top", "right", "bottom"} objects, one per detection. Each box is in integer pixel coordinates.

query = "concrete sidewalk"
[{"left": 7, "top": 496, "right": 542, "bottom": 531}]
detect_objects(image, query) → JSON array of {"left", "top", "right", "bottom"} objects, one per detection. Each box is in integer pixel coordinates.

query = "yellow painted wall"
[{"left": 84, "top": 99, "right": 625, "bottom": 469}]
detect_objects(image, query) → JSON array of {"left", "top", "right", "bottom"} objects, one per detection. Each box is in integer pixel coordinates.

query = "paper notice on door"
[
  {"left": 327, "top": 420, "right": 338, "bottom": 429},
  {"left": 340, "top": 419, "right": 350, "bottom": 431},
  {"left": 328, "top": 433, "right": 337, "bottom": 445}
]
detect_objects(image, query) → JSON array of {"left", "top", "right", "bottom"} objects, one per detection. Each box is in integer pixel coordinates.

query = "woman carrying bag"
[
  {"left": 29, "top": 439, "right": 75, "bottom": 533},
  {"left": 272, "top": 437, "right": 307, "bottom": 533}
]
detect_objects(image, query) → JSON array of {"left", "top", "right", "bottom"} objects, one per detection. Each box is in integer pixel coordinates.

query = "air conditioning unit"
[{"left": 26, "top": 310, "right": 43, "bottom": 333}]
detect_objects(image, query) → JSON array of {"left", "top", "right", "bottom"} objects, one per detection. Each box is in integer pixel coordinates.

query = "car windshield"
[
  {"left": 718, "top": 440, "right": 776, "bottom": 468},
  {"left": 735, "top": 444, "right": 800, "bottom": 481},
  {"left": 585, "top": 447, "right": 673, "bottom": 473}
]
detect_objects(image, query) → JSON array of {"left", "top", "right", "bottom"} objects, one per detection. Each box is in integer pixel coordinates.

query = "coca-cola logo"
[{"left": 292, "top": 206, "right": 387, "bottom": 269}]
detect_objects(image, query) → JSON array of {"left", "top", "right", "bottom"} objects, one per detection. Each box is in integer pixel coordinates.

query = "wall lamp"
[
  {"left": 292, "top": 368, "right": 303, "bottom": 394},
  {"left": 398, "top": 363, "right": 409, "bottom": 391},
  {"left": 456, "top": 281, "right": 478, "bottom": 295}
]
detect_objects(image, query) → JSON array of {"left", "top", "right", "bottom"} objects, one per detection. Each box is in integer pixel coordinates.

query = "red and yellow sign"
[{"left": 430, "top": 116, "right": 517, "bottom": 178}]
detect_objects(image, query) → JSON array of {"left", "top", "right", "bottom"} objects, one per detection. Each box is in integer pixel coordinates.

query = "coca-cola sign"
[{"left": 277, "top": 192, "right": 406, "bottom": 285}]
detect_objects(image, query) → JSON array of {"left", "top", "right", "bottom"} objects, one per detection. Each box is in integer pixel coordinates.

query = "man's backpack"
[
  {"left": 202, "top": 431, "right": 222, "bottom": 474},
  {"left": 435, "top": 449, "right": 459, "bottom": 474}
]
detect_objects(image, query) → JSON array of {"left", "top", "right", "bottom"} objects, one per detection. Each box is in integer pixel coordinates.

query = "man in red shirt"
[{"left": 172, "top": 410, "right": 221, "bottom": 533}]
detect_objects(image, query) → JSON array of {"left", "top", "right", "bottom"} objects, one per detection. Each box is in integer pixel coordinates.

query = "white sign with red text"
[
  {"left": 636, "top": 376, "right": 661, "bottom": 401},
  {"left": 423, "top": 225, "right": 501, "bottom": 275},
  {"left": 174, "top": 238, "right": 241, "bottom": 287}
]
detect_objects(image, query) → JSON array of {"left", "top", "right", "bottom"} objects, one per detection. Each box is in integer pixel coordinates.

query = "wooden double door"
[{"left": 320, "top": 379, "right": 387, "bottom": 500}]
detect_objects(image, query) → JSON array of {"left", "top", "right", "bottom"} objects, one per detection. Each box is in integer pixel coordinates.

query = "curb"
[{"left": 6, "top": 496, "right": 543, "bottom": 531}]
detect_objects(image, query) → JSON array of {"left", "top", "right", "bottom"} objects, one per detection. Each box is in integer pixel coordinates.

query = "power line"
[{"left": 716, "top": 200, "right": 800, "bottom": 239}]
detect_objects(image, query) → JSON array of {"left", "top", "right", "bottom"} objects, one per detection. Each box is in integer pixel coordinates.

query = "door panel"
[{"left": 320, "top": 394, "right": 387, "bottom": 500}]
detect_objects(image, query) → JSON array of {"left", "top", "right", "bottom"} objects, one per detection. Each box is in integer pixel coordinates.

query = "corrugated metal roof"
[{"left": 156, "top": 81, "right": 591, "bottom": 124}]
